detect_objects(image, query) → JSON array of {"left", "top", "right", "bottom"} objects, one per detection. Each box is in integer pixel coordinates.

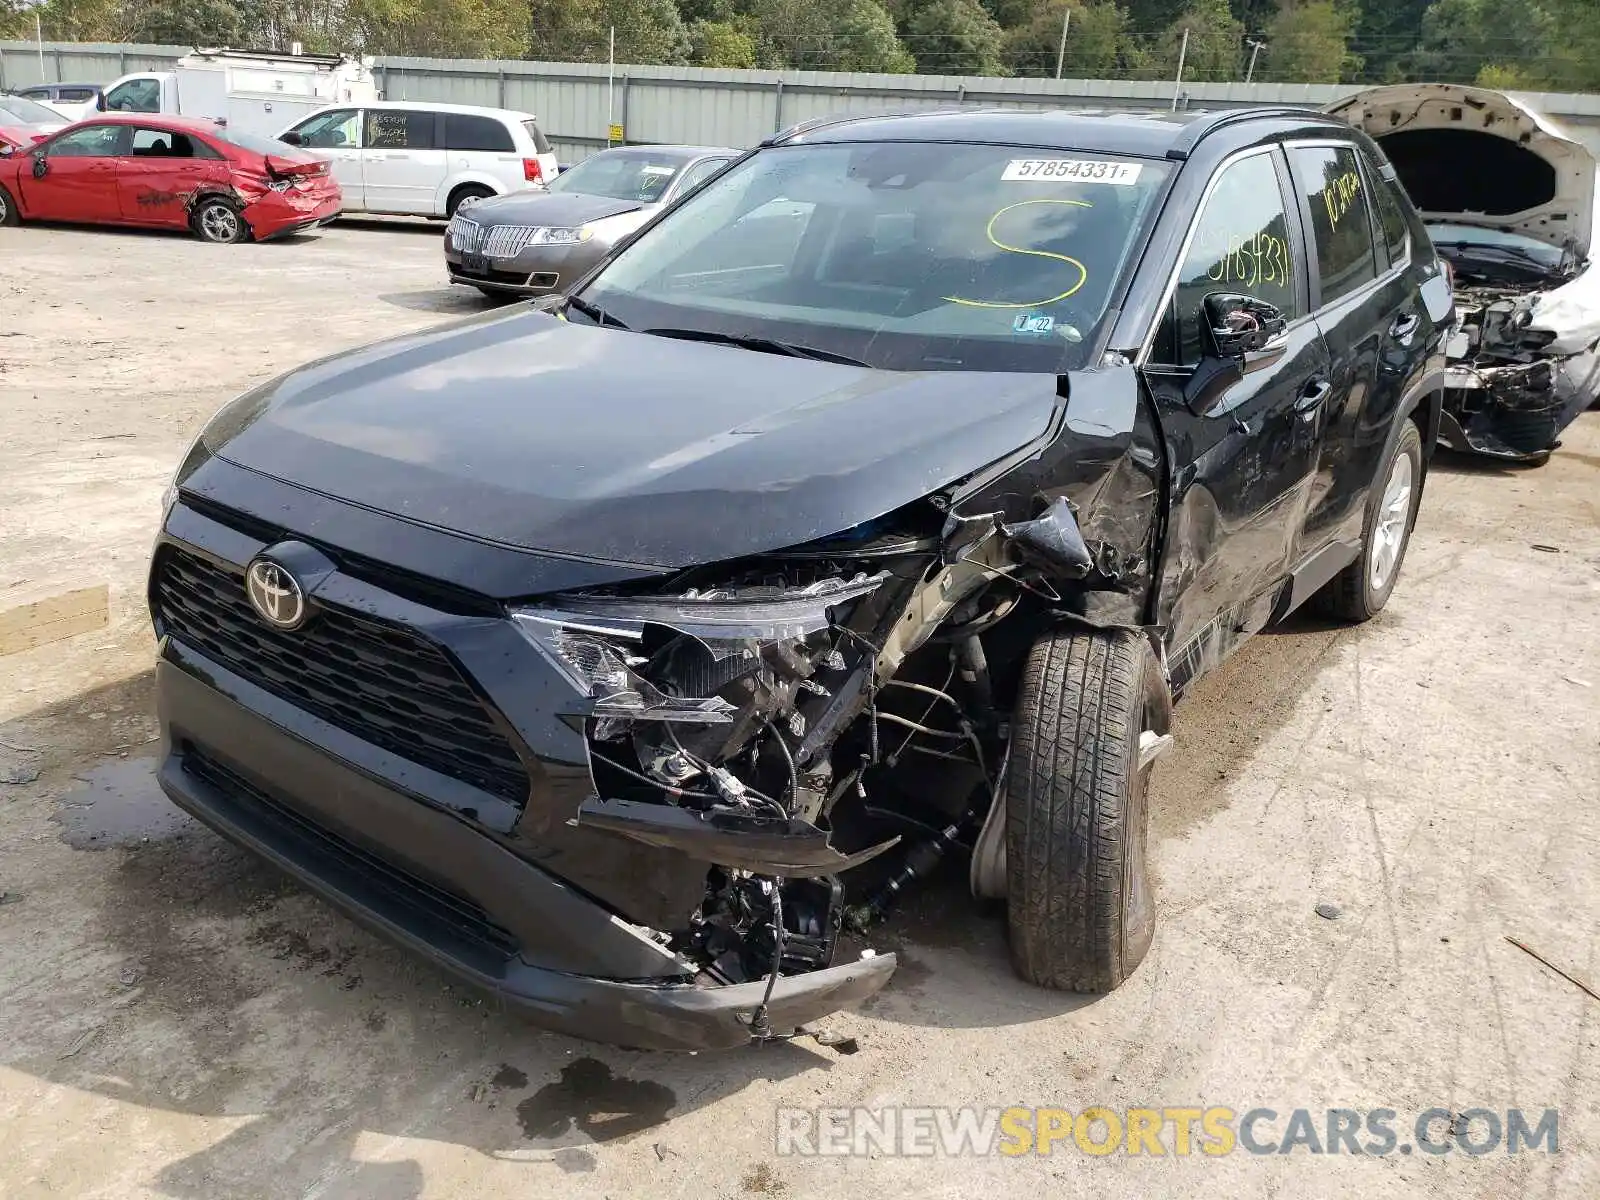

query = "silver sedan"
[{"left": 444, "top": 144, "right": 740, "bottom": 298}]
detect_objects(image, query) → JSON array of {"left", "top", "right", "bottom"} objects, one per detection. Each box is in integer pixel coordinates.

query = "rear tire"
[
  {"left": 0, "top": 183, "right": 19, "bottom": 226},
  {"left": 1005, "top": 627, "right": 1162, "bottom": 993},
  {"left": 1312, "top": 421, "right": 1423, "bottom": 622},
  {"left": 447, "top": 185, "right": 494, "bottom": 218},
  {"left": 192, "top": 197, "right": 248, "bottom": 244}
]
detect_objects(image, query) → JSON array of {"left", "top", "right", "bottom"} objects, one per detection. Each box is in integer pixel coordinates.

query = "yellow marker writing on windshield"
[{"left": 944, "top": 199, "right": 1092, "bottom": 309}]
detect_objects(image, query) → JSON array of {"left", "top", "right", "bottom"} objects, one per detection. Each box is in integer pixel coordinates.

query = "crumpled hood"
[
  {"left": 460, "top": 190, "right": 647, "bottom": 228},
  {"left": 202, "top": 308, "right": 1062, "bottom": 568},
  {"left": 1326, "top": 84, "right": 1597, "bottom": 258}
]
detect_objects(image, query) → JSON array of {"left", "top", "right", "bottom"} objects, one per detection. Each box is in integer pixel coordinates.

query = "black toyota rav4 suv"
[{"left": 150, "top": 107, "right": 1451, "bottom": 1050}]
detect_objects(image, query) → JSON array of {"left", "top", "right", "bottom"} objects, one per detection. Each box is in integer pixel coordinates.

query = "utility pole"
[
  {"left": 1245, "top": 39, "right": 1265, "bottom": 85},
  {"left": 1054, "top": 8, "right": 1071, "bottom": 81},
  {"left": 1171, "top": 27, "right": 1189, "bottom": 111},
  {"left": 36, "top": 12, "right": 46, "bottom": 82},
  {"left": 606, "top": 26, "right": 616, "bottom": 147}
]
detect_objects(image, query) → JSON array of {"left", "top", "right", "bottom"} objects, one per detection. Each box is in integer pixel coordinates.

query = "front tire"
[
  {"left": 447, "top": 185, "right": 494, "bottom": 217},
  {"left": 0, "top": 183, "right": 19, "bottom": 226},
  {"left": 193, "top": 198, "right": 248, "bottom": 244},
  {"left": 1006, "top": 627, "right": 1163, "bottom": 993},
  {"left": 1312, "top": 421, "right": 1423, "bottom": 622}
]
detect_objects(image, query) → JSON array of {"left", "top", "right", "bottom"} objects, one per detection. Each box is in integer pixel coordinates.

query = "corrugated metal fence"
[{"left": 7, "top": 40, "right": 1600, "bottom": 163}]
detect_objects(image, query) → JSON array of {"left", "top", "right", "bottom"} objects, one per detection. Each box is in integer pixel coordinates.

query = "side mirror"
[
  {"left": 1204, "top": 293, "right": 1288, "bottom": 359},
  {"left": 96, "top": 94, "right": 107, "bottom": 111},
  {"left": 31, "top": 154, "right": 47, "bottom": 179},
  {"left": 0, "top": 145, "right": 12, "bottom": 159},
  {"left": 279, "top": 131, "right": 303, "bottom": 146}
]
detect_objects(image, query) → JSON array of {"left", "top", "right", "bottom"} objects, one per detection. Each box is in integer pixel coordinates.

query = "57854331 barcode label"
[{"left": 1001, "top": 158, "right": 1144, "bottom": 185}]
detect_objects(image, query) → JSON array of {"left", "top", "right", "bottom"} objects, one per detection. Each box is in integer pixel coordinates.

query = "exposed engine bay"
[
  {"left": 1325, "top": 82, "right": 1600, "bottom": 463},
  {"left": 511, "top": 496, "right": 1121, "bottom": 1029}
]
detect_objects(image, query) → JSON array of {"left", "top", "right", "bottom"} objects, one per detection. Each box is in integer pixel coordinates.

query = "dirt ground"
[{"left": 1, "top": 219, "right": 1597, "bottom": 1200}]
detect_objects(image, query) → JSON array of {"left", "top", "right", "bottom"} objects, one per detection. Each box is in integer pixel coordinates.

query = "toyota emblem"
[{"left": 245, "top": 558, "right": 308, "bottom": 630}]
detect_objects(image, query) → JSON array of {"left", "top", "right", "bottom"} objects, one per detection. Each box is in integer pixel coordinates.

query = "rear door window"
[
  {"left": 1289, "top": 144, "right": 1380, "bottom": 306},
  {"left": 59, "top": 87, "right": 97, "bottom": 103},
  {"left": 131, "top": 128, "right": 212, "bottom": 158},
  {"left": 1154, "top": 150, "right": 1302, "bottom": 366},
  {"left": 442, "top": 114, "right": 514, "bottom": 153},
  {"left": 364, "top": 109, "right": 434, "bottom": 151}
]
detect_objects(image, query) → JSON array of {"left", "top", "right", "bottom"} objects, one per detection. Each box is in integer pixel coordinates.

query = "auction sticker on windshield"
[{"left": 1002, "top": 159, "right": 1143, "bottom": 185}]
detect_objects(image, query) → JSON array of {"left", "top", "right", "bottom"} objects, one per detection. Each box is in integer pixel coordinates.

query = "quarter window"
[
  {"left": 1367, "top": 156, "right": 1411, "bottom": 270},
  {"left": 48, "top": 125, "right": 126, "bottom": 158},
  {"left": 1290, "top": 144, "right": 1379, "bottom": 306},
  {"left": 364, "top": 109, "right": 434, "bottom": 151},
  {"left": 1156, "top": 151, "right": 1301, "bottom": 366},
  {"left": 443, "top": 114, "right": 514, "bottom": 153}
]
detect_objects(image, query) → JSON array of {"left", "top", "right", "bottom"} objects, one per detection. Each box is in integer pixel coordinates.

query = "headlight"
[
  {"left": 530, "top": 226, "right": 592, "bottom": 245},
  {"left": 162, "top": 428, "right": 212, "bottom": 523},
  {"left": 510, "top": 572, "right": 887, "bottom": 724}
]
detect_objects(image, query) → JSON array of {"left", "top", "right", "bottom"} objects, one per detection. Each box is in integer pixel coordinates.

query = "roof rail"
[{"left": 1166, "top": 104, "right": 1342, "bottom": 159}]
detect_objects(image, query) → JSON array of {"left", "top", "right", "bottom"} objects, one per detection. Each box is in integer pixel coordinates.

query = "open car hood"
[{"left": 1326, "top": 84, "right": 1597, "bottom": 258}]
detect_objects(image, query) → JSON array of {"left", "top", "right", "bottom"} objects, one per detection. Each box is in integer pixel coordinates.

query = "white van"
[
  {"left": 278, "top": 101, "right": 561, "bottom": 218},
  {"left": 99, "top": 49, "right": 377, "bottom": 140}
]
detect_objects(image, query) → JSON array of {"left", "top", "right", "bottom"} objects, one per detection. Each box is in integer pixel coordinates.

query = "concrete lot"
[{"left": 1, "top": 220, "right": 1597, "bottom": 1200}]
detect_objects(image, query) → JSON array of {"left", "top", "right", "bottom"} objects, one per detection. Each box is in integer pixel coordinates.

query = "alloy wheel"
[{"left": 1369, "top": 450, "right": 1414, "bottom": 591}]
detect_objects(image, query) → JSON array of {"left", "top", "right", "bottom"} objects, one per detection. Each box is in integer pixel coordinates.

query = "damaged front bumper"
[
  {"left": 1440, "top": 347, "right": 1598, "bottom": 461},
  {"left": 148, "top": 499, "right": 900, "bottom": 1051},
  {"left": 155, "top": 642, "right": 895, "bottom": 1052}
]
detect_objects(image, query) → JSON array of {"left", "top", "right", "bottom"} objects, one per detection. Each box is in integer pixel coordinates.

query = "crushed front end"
[
  {"left": 150, "top": 469, "right": 1141, "bottom": 1050},
  {"left": 1442, "top": 270, "right": 1600, "bottom": 462}
]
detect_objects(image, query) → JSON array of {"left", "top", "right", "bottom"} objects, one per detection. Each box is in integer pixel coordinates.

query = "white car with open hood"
[{"left": 1328, "top": 83, "right": 1600, "bottom": 463}]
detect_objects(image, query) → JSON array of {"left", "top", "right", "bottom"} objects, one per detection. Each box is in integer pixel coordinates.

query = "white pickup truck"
[{"left": 98, "top": 48, "right": 378, "bottom": 140}]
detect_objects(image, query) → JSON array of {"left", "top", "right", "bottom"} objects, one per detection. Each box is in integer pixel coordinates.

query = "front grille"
[
  {"left": 155, "top": 547, "right": 530, "bottom": 804},
  {"left": 183, "top": 749, "right": 518, "bottom": 959},
  {"left": 447, "top": 214, "right": 481, "bottom": 251},
  {"left": 482, "top": 225, "right": 542, "bottom": 258}
]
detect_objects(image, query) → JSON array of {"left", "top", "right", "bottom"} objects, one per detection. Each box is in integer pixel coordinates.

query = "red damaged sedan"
[{"left": 0, "top": 114, "right": 340, "bottom": 242}]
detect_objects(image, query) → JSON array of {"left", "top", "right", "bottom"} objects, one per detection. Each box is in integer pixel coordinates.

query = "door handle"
[
  {"left": 1390, "top": 313, "right": 1420, "bottom": 345},
  {"left": 1294, "top": 380, "right": 1332, "bottom": 413}
]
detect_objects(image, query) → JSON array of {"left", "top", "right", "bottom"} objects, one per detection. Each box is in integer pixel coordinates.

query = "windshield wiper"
[
  {"left": 643, "top": 327, "right": 870, "bottom": 367},
  {"left": 565, "top": 295, "right": 628, "bottom": 329}
]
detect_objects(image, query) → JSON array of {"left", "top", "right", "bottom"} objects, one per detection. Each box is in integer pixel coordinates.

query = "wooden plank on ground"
[{"left": 0, "top": 584, "right": 110, "bottom": 656}]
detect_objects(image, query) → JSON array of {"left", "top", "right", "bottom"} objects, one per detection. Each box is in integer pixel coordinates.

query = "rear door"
[
  {"left": 20, "top": 123, "right": 127, "bottom": 223},
  {"left": 362, "top": 108, "right": 446, "bottom": 214},
  {"left": 281, "top": 108, "right": 363, "bottom": 208},
  {"left": 1143, "top": 146, "right": 1333, "bottom": 671},
  {"left": 117, "top": 126, "right": 226, "bottom": 227},
  {"left": 442, "top": 112, "right": 525, "bottom": 197},
  {"left": 1286, "top": 141, "right": 1425, "bottom": 556}
]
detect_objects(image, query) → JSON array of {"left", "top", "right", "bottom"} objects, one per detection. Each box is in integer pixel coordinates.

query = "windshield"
[
  {"left": 578, "top": 141, "right": 1170, "bottom": 372},
  {"left": 549, "top": 150, "right": 688, "bottom": 203},
  {"left": 1426, "top": 221, "right": 1567, "bottom": 267},
  {"left": 0, "top": 94, "right": 63, "bottom": 125}
]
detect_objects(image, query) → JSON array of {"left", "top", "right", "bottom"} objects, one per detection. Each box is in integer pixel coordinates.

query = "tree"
[
  {"left": 901, "top": 0, "right": 1006, "bottom": 75},
  {"left": 1411, "top": 0, "right": 1555, "bottom": 86},
  {"left": 1351, "top": 0, "right": 1429, "bottom": 82},
  {"left": 350, "top": 0, "right": 530, "bottom": 58},
  {"left": 1157, "top": 0, "right": 1242, "bottom": 81},
  {"left": 1259, "top": 0, "right": 1360, "bottom": 82},
  {"left": 528, "top": 0, "right": 689, "bottom": 64},
  {"left": 689, "top": 17, "right": 757, "bottom": 66},
  {"left": 754, "top": 0, "right": 913, "bottom": 73},
  {"left": 1002, "top": 1, "right": 1132, "bottom": 78},
  {"left": 126, "top": 0, "right": 247, "bottom": 45}
]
